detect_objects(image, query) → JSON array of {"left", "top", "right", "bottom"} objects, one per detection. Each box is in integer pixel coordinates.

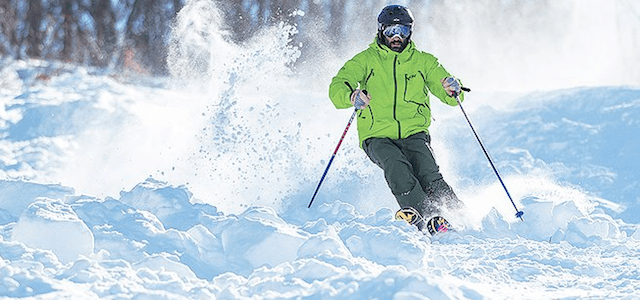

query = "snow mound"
[
  {"left": 0, "top": 180, "right": 74, "bottom": 222},
  {"left": 461, "top": 194, "right": 627, "bottom": 249},
  {"left": 514, "top": 196, "right": 624, "bottom": 247},
  {"left": 11, "top": 198, "right": 93, "bottom": 264},
  {"left": 1, "top": 178, "right": 639, "bottom": 299},
  {"left": 118, "top": 177, "right": 219, "bottom": 230}
]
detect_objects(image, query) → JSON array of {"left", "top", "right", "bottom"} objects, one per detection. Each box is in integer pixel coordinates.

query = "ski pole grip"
[
  {"left": 452, "top": 87, "right": 470, "bottom": 98},
  {"left": 353, "top": 90, "right": 369, "bottom": 110},
  {"left": 354, "top": 94, "right": 365, "bottom": 109}
]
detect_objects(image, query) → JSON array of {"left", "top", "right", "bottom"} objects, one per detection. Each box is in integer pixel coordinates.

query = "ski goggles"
[{"left": 382, "top": 24, "right": 412, "bottom": 39}]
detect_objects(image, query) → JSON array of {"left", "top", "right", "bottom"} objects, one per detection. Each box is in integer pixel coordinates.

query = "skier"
[{"left": 328, "top": 5, "right": 465, "bottom": 232}]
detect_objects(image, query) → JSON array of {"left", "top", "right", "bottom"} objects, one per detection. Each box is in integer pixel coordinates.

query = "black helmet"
[
  {"left": 378, "top": 5, "right": 414, "bottom": 31},
  {"left": 377, "top": 5, "right": 414, "bottom": 52}
]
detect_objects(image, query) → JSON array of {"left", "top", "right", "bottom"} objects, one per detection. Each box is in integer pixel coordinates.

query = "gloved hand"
[
  {"left": 441, "top": 77, "right": 462, "bottom": 97},
  {"left": 350, "top": 89, "right": 371, "bottom": 109}
]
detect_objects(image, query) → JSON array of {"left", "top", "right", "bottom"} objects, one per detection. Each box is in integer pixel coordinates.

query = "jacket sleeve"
[
  {"left": 329, "top": 53, "right": 367, "bottom": 109},
  {"left": 424, "top": 55, "right": 464, "bottom": 106}
]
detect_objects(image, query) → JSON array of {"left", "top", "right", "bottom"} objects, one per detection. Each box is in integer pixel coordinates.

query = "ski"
[{"left": 395, "top": 207, "right": 452, "bottom": 236}]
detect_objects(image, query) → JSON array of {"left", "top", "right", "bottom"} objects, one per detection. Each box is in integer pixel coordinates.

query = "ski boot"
[{"left": 395, "top": 207, "right": 452, "bottom": 236}]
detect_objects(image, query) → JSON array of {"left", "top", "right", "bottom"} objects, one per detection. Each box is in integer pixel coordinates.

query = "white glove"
[
  {"left": 350, "top": 89, "right": 371, "bottom": 109},
  {"left": 441, "top": 77, "right": 462, "bottom": 97}
]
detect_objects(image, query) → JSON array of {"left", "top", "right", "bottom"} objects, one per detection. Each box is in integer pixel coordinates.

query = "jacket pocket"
[
  {"left": 403, "top": 73, "right": 429, "bottom": 125},
  {"left": 358, "top": 106, "right": 375, "bottom": 131}
]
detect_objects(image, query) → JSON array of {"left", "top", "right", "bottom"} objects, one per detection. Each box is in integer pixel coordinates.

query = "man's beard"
[{"left": 389, "top": 39, "right": 407, "bottom": 52}]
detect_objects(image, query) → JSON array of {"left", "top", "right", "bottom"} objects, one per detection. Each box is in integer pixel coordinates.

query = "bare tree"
[
  {"left": 59, "top": 0, "right": 74, "bottom": 61},
  {"left": 0, "top": 0, "right": 19, "bottom": 56},
  {"left": 25, "top": 0, "right": 44, "bottom": 58},
  {"left": 91, "top": 0, "right": 117, "bottom": 67},
  {"left": 123, "top": 0, "right": 182, "bottom": 73}
]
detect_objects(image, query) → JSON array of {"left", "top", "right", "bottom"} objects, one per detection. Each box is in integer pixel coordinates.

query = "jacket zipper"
[{"left": 392, "top": 55, "right": 401, "bottom": 139}]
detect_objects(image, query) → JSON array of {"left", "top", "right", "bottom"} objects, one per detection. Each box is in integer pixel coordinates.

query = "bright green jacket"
[{"left": 329, "top": 38, "right": 464, "bottom": 147}]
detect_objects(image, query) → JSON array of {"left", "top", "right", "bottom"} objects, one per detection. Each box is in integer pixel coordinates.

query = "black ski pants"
[{"left": 362, "top": 132, "right": 462, "bottom": 217}]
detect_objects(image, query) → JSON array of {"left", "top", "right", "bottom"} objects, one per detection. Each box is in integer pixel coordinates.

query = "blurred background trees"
[
  {"left": 1, "top": 0, "right": 184, "bottom": 74},
  {"left": 0, "top": 0, "right": 404, "bottom": 75}
]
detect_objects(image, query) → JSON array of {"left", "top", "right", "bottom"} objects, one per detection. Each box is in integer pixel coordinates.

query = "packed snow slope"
[{"left": 2, "top": 0, "right": 640, "bottom": 298}]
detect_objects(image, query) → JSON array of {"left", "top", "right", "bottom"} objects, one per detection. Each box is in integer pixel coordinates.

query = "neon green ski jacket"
[{"left": 329, "top": 38, "right": 464, "bottom": 147}]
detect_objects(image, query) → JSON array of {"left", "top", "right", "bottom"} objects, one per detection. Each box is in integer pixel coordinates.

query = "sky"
[
  {"left": 1, "top": 0, "right": 640, "bottom": 299},
  {"left": 418, "top": 0, "right": 640, "bottom": 92}
]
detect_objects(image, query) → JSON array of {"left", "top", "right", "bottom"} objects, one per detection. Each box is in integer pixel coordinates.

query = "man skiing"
[{"left": 328, "top": 5, "right": 465, "bottom": 233}]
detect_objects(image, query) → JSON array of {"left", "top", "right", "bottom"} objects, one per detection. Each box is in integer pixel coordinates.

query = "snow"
[
  {"left": 2, "top": 1, "right": 640, "bottom": 299},
  {"left": 11, "top": 198, "right": 94, "bottom": 264}
]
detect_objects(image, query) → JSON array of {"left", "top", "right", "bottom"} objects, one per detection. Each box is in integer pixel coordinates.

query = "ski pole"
[
  {"left": 454, "top": 88, "right": 524, "bottom": 221},
  {"left": 308, "top": 108, "right": 358, "bottom": 208}
]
